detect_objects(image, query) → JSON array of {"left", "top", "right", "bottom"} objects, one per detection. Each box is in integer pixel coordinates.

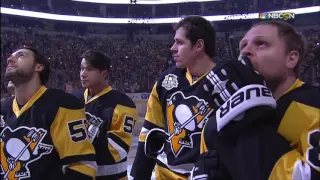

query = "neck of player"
[
  {"left": 188, "top": 55, "right": 215, "bottom": 77},
  {"left": 14, "top": 77, "right": 43, "bottom": 106},
  {"left": 89, "top": 82, "right": 107, "bottom": 97},
  {"left": 272, "top": 74, "right": 297, "bottom": 100}
]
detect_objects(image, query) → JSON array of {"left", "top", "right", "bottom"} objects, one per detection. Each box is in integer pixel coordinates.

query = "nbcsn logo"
[{"left": 259, "top": 12, "right": 295, "bottom": 20}]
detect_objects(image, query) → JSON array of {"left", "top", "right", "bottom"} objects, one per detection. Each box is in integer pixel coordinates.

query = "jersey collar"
[
  {"left": 12, "top": 86, "right": 47, "bottom": 118},
  {"left": 84, "top": 86, "right": 112, "bottom": 104}
]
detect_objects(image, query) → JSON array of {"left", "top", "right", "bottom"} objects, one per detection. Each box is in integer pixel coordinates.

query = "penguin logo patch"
[
  {"left": 85, "top": 112, "right": 103, "bottom": 143},
  {"left": 0, "top": 127, "right": 53, "bottom": 180},
  {"left": 166, "top": 91, "right": 214, "bottom": 157}
]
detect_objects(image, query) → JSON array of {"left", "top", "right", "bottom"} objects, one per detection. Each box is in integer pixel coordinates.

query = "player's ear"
[
  {"left": 286, "top": 50, "right": 299, "bottom": 70},
  {"left": 35, "top": 64, "right": 44, "bottom": 73},
  {"left": 195, "top": 39, "right": 204, "bottom": 53}
]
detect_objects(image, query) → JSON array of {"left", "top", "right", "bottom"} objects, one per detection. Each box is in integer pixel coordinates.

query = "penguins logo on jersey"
[
  {"left": 0, "top": 127, "right": 53, "bottom": 180},
  {"left": 166, "top": 91, "right": 214, "bottom": 157},
  {"left": 85, "top": 112, "right": 103, "bottom": 143}
]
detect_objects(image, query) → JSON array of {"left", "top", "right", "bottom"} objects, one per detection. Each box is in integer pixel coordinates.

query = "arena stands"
[{"left": 1, "top": 23, "right": 319, "bottom": 100}]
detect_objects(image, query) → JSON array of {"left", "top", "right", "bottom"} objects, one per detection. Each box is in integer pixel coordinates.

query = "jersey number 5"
[
  {"left": 307, "top": 129, "right": 320, "bottom": 169},
  {"left": 124, "top": 116, "right": 136, "bottom": 134},
  {"left": 68, "top": 120, "right": 88, "bottom": 143}
]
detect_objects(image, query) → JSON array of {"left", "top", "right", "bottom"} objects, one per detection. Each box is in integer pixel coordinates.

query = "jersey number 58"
[
  {"left": 124, "top": 116, "right": 136, "bottom": 134},
  {"left": 68, "top": 119, "right": 88, "bottom": 142}
]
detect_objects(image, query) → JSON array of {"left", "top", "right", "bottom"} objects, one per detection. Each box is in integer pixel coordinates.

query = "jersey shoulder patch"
[
  {"left": 157, "top": 66, "right": 185, "bottom": 82},
  {"left": 156, "top": 67, "right": 186, "bottom": 93}
]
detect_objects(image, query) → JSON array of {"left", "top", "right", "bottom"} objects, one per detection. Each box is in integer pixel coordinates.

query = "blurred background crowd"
[{"left": 1, "top": 0, "right": 319, "bottom": 100}]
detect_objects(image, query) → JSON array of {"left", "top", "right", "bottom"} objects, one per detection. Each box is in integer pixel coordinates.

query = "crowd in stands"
[
  {"left": 1, "top": 0, "right": 319, "bottom": 100},
  {"left": 1, "top": 25, "right": 319, "bottom": 100},
  {"left": 0, "top": 24, "right": 235, "bottom": 99},
  {"left": 1, "top": 30, "right": 172, "bottom": 97}
]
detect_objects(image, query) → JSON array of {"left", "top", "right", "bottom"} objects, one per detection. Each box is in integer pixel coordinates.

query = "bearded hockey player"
[
  {"left": 1, "top": 46, "right": 97, "bottom": 180},
  {"left": 130, "top": 15, "right": 276, "bottom": 180},
  {"left": 191, "top": 21, "right": 320, "bottom": 180},
  {"left": 74, "top": 49, "right": 138, "bottom": 180}
]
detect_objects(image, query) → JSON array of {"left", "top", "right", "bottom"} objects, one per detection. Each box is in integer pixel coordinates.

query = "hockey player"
[
  {"left": 130, "top": 15, "right": 274, "bottom": 180},
  {"left": 192, "top": 21, "right": 320, "bottom": 179},
  {"left": 74, "top": 49, "right": 138, "bottom": 180},
  {"left": 1, "top": 46, "right": 97, "bottom": 180}
]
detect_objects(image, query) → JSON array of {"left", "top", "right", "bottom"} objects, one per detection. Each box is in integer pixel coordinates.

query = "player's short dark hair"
[
  {"left": 251, "top": 20, "right": 307, "bottom": 76},
  {"left": 22, "top": 46, "right": 50, "bottom": 85},
  {"left": 81, "top": 49, "right": 111, "bottom": 72},
  {"left": 173, "top": 15, "right": 216, "bottom": 58}
]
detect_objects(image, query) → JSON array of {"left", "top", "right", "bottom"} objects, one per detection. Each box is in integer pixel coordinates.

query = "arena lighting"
[
  {"left": 72, "top": 0, "right": 221, "bottom": 5},
  {"left": 266, "top": 6, "right": 320, "bottom": 14},
  {"left": 0, "top": 6, "right": 319, "bottom": 24}
]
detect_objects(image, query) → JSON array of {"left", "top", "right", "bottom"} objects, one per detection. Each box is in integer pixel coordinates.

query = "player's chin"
[
  {"left": 81, "top": 81, "right": 90, "bottom": 88},
  {"left": 175, "top": 62, "right": 186, "bottom": 69},
  {"left": 4, "top": 72, "right": 16, "bottom": 80}
]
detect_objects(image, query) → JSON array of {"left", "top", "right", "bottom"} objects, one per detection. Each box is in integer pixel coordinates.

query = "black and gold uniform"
[
  {"left": 130, "top": 66, "right": 232, "bottom": 180},
  {"left": 0, "top": 86, "right": 96, "bottom": 180},
  {"left": 201, "top": 79, "right": 320, "bottom": 179},
  {"left": 74, "top": 86, "right": 138, "bottom": 180}
]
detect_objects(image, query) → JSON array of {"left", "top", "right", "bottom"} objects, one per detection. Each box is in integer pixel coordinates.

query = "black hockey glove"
[
  {"left": 144, "top": 128, "right": 168, "bottom": 159},
  {"left": 204, "top": 56, "right": 276, "bottom": 132},
  {"left": 190, "top": 150, "right": 231, "bottom": 180}
]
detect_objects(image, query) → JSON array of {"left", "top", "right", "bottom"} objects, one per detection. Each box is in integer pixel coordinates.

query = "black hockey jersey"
[
  {"left": 0, "top": 86, "right": 96, "bottom": 180},
  {"left": 131, "top": 66, "right": 231, "bottom": 179},
  {"left": 74, "top": 86, "right": 138, "bottom": 180},
  {"left": 201, "top": 79, "right": 320, "bottom": 179}
]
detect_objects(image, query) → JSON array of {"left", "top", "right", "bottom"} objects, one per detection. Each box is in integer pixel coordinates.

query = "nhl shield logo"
[{"left": 162, "top": 74, "right": 178, "bottom": 90}]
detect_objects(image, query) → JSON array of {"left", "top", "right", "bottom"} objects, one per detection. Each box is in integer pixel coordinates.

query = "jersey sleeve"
[
  {"left": 130, "top": 82, "right": 166, "bottom": 179},
  {"left": 105, "top": 102, "right": 138, "bottom": 166},
  {"left": 140, "top": 82, "right": 166, "bottom": 142},
  {"left": 50, "top": 98, "right": 96, "bottom": 179},
  {"left": 269, "top": 109, "right": 320, "bottom": 179}
]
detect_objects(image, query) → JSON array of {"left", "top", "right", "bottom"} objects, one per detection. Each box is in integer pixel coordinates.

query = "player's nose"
[
  {"left": 240, "top": 44, "right": 254, "bottom": 59},
  {"left": 80, "top": 70, "right": 87, "bottom": 79},
  {"left": 170, "top": 43, "right": 178, "bottom": 53},
  {"left": 7, "top": 55, "right": 15, "bottom": 65}
]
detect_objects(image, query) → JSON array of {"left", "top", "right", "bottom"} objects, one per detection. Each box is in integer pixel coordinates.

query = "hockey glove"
[
  {"left": 144, "top": 128, "right": 168, "bottom": 159},
  {"left": 204, "top": 55, "right": 276, "bottom": 132}
]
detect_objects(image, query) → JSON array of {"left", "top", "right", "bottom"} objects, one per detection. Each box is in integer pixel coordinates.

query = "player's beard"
[{"left": 5, "top": 67, "right": 34, "bottom": 85}]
